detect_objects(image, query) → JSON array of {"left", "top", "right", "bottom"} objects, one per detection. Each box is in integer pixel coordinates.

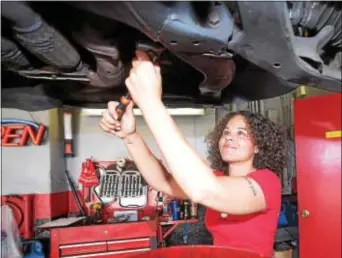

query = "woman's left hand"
[{"left": 125, "top": 50, "right": 162, "bottom": 109}]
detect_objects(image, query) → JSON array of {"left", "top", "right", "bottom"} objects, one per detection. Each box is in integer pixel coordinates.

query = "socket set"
[{"left": 93, "top": 165, "right": 147, "bottom": 207}]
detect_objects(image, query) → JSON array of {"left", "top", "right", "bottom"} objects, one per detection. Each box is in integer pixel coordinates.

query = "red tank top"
[{"left": 205, "top": 169, "right": 281, "bottom": 258}]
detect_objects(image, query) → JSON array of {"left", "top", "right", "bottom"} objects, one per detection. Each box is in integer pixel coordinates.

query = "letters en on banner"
[{"left": 1, "top": 119, "right": 47, "bottom": 147}]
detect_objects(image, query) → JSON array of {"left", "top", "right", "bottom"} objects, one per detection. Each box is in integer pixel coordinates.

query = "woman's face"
[{"left": 219, "top": 115, "right": 259, "bottom": 163}]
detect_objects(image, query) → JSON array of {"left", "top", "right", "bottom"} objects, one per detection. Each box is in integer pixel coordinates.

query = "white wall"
[
  {"left": 1, "top": 107, "right": 216, "bottom": 195},
  {"left": 66, "top": 108, "right": 216, "bottom": 184},
  {"left": 1, "top": 108, "right": 67, "bottom": 195}
]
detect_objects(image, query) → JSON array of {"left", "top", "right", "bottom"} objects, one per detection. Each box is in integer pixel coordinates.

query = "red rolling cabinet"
[
  {"left": 294, "top": 93, "right": 341, "bottom": 258},
  {"left": 50, "top": 220, "right": 157, "bottom": 258}
]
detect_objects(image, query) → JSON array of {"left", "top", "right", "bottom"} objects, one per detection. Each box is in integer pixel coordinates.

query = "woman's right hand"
[{"left": 99, "top": 101, "right": 136, "bottom": 139}]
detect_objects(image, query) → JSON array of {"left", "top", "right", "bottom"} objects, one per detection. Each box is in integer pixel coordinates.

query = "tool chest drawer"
[
  {"left": 60, "top": 241, "right": 107, "bottom": 256},
  {"left": 107, "top": 237, "right": 151, "bottom": 251},
  {"left": 61, "top": 248, "right": 150, "bottom": 258}
]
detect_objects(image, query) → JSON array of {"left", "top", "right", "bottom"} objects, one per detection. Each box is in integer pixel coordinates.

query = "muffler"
[
  {"left": 1, "top": 1, "right": 81, "bottom": 70},
  {"left": 1, "top": 37, "right": 30, "bottom": 69}
]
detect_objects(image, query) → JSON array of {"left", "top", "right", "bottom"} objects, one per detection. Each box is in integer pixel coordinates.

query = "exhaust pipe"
[
  {"left": 1, "top": 2, "right": 81, "bottom": 70},
  {"left": 1, "top": 37, "right": 30, "bottom": 69}
]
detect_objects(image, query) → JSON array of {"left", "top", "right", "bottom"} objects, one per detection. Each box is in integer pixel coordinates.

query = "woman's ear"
[{"left": 254, "top": 146, "right": 259, "bottom": 154}]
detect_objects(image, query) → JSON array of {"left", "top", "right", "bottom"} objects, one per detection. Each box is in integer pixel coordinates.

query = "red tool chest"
[
  {"left": 294, "top": 93, "right": 341, "bottom": 258},
  {"left": 50, "top": 220, "right": 157, "bottom": 258}
]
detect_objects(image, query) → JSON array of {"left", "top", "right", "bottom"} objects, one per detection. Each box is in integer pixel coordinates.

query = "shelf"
[
  {"left": 158, "top": 219, "right": 200, "bottom": 243},
  {"left": 160, "top": 219, "right": 199, "bottom": 226}
]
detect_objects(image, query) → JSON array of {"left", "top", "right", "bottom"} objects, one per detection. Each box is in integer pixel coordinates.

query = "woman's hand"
[
  {"left": 125, "top": 50, "right": 162, "bottom": 109},
  {"left": 99, "top": 101, "right": 136, "bottom": 139}
]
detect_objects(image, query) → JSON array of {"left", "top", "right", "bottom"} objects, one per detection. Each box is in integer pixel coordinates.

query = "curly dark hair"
[{"left": 205, "top": 110, "right": 287, "bottom": 176}]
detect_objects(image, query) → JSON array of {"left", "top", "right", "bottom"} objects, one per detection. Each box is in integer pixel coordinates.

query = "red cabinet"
[
  {"left": 50, "top": 220, "right": 157, "bottom": 258},
  {"left": 1, "top": 195, "right": 33, "bottom": 239},
  {"left": 294, "top": 93, "right": 341, "bottom": 258}
]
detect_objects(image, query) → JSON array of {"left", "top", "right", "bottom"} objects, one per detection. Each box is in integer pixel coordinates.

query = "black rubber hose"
[
  {"left": 1, "top": 37, "right": 30, "bottom": 68},
  {"left": 1, "top": 2, "right": 81, "bottom": 70}
]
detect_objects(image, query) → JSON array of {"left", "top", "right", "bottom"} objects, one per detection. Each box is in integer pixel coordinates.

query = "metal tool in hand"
[
  {"left": 115, "top": 93, "right": 132, "bottom": 121},
  {"left": 115, "top": 41, "right": 164, "bottom": 121}
]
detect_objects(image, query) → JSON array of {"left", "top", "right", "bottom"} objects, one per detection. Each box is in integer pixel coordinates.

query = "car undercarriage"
[{"left": 1, "top": 1, "right": 341, "bottom": 111}]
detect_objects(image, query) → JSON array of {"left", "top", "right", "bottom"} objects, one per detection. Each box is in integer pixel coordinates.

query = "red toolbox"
[{"left": 50, "top": 220, "right": 157, "bottom": 258}]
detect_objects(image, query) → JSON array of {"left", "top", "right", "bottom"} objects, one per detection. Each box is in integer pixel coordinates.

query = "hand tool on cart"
[
  {"left": 115, "top": 41, "right": 165, "bottom": 121},
  {"left": 90, "top": 202, "right": 103, "bottom": 224},
  {"left": 65, "top": 170, "right": 86, "bottom": 217}
]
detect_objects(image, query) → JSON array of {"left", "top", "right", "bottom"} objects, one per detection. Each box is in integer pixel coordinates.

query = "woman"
[{"left": 99, "top": 51, "right": 287, "bottom": 257}]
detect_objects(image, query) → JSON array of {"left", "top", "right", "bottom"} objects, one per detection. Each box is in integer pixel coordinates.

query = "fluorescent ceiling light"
[{"left": 80, "top": 108, "right": 205, "bottom": 116}]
